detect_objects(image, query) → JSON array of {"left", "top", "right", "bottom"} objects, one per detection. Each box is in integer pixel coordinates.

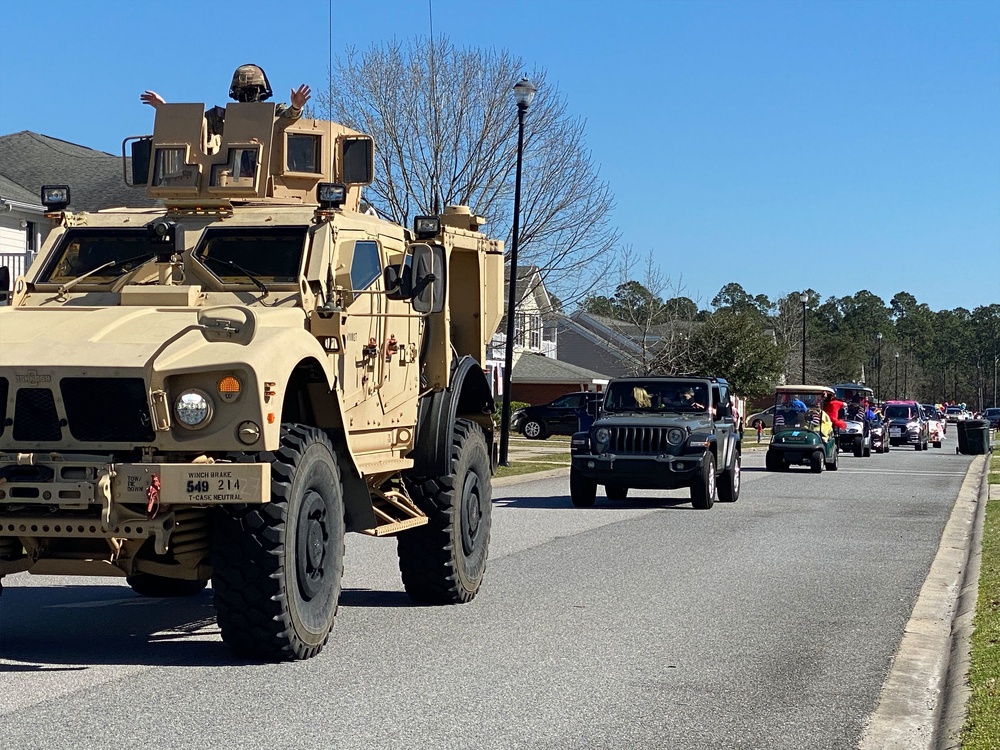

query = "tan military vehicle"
[{"left": 0, "top": 97, "right": 504, "bottom": 660}]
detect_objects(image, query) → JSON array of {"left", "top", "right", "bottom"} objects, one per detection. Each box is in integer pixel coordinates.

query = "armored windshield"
[
  {"left": 38, "top": 229, "right": 158, "bottom": 284},
  {"left": 772, "top": 391, "right": 826, "bottom": 433},
  {"left": 602, "top": 381, "right": 708, "bottom": 413},
  {"left": 194, "top": 227, "right": 307, "bottom": 284}
]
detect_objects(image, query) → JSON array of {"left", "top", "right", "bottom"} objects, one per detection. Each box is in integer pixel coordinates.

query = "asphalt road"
[{"left": 0, "top": 445, "right": 978, "bottom": 750}]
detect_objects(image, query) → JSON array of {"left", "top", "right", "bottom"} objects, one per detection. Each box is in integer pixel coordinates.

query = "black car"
[{"left": 511, "top": 391, "right": 602, "bottom": 439}]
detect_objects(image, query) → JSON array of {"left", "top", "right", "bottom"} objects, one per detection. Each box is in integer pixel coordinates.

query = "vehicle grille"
[
  {"left": 609, "top": 426, "right": 673, "bottom": 454},
  {"left": 8, "top": 378, "right": 154, "bottom": 444},
  {"left": 0, "top": 377, "right": 7, "bottom": 437},
  {"left": 62, "top": 378, "right": 154, "bottom": 442},
  {"left": 13, "top": 388, "right": 62, "bottom": 441}
]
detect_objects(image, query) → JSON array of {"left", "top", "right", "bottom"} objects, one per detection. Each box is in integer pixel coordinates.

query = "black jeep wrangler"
[{"left": 569, "top": 376, "right": 742, "bottom": 509}]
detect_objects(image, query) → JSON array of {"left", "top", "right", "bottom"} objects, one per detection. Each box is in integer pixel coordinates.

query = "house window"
[
  {"left": 529, "top": 316, "right": 541, "bottom": 349},
  {"left": 514, "top": 313, "right": 526, "bottom": 346}
]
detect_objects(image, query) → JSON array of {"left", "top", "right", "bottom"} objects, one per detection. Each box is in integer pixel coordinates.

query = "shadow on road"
[
  {"left": 494, "top": 494, "right": 698, "bottom": 511},
  {"left": 0, "top": 584, "right": 239, "bottom": 668},
  {"left": 0, "top": 582, "right": 412, "bottom": 668}
]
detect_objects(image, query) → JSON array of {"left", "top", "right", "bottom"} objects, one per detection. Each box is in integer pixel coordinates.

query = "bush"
[{"left": 493, "top": 400, "right": 530, "bottom": 430}]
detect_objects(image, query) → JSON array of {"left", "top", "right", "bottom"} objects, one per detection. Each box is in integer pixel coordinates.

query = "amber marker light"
[{"left": 218, "top": 375, "right": 242, "bottom": 402}]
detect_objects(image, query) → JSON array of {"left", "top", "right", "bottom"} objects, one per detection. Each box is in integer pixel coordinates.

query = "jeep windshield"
[
  {"left": 602, "top": 381, "right": 708, "bottom": 413},
  {"left": 38, "top": 228, "right": 158, "bottom": 285},
  {"left": 772, "top": 390, "right": 826, "bottom": 433}
]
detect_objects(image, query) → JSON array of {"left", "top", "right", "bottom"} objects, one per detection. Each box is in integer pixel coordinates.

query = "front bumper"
[
  {"left": 571, "top": 452, "right": 705, "bottom": 489},
  {"left": 887, "top": 427, "right": 921, "bottom": 445},
  {"left": 0, "top": 455, "right": 268, "bottom": 554}
]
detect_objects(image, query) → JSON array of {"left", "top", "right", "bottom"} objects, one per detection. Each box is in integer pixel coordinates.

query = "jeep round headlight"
[
  {"left": 667, "top": 428, "right": 685, "bottom": 445},
  {"left": 175, "top": 389, "right": 213, "bottom": 428},
  {"left": 595, "top": 427, "right": 610, "bottom": 446}
]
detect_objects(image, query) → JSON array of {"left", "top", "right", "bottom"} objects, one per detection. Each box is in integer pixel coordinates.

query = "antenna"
[
  {"left": 328, "top": 0, "right": 334, "bottom": 120},
  {"left": 428, "top": 0, "right": 441, "bottom": 215}
]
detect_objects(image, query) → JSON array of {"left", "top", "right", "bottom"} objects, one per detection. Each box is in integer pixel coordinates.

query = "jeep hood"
[{"left": 596, "top": 412, "right": 713, "bottom": 429}]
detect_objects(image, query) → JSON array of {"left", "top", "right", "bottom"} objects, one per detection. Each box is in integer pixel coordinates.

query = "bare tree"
[
  {"left": 321, "top": 37, "right": 619, "bottom": 303},
  {"left": 580, "top": 249, "right": 700, "bottom": 375}
]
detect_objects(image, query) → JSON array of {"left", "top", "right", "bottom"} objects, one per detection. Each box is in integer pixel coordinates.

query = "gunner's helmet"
[{"left": 229, "top": 64, "right": 273, "bottom": 102}]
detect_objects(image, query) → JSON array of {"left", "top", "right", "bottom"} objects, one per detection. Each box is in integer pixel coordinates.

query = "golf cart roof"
[{"left": 775, "top": 385, "right": 835, "bottom": 395}]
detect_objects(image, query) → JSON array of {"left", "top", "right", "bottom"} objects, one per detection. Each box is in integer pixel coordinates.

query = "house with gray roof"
[{"left": 0, "top": 130, "right": 159, "bottom": 284}]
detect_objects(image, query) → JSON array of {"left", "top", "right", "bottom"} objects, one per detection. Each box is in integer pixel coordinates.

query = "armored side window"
[
  {"left": 209, "top": 145, "right": 261, "bottom": 190},
  {"left": 286, "top": 133, "right": 321, "bottom": 174},
  {"left": 350, "top": 240, "right": 382, "bottom": 291},
  {"left": 151, "top": 146, "right": 199, "bottom": 189}
]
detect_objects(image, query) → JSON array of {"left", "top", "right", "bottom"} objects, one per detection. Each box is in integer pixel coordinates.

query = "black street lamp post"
[
  {"left": 876, "top": 332, "right": 883, "bottom": 402},
  {"left": 498, "top": 77, "right": 536, "bottom": 467},
  {"left": 895, "top": 352, "right": 900, "bottom": 399},
  {"left": 799, "top": 292, "right": 808, "bottom": 383}
]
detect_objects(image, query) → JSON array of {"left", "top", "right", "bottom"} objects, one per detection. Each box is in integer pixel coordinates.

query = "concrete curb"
[
  {"left": 857, "top": 454, "right": 990, "bottom": 750},
  {"left": 936, "top": 467, "right": 992, "bottom": 748}
]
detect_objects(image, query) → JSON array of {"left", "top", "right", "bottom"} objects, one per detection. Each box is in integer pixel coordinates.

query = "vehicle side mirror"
[
  {"left": 384, "top": 264, "right": 411, "bottom": 300},
  {"left": 410, "top": 243, "right": 445, "bottom": 314},
  {"left": 129, "top": 137, "right": 152, "bottom": 186}
]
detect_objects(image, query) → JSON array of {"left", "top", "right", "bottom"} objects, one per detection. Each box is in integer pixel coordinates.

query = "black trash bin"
[{"left": 957, "top": 419, "right": 991, "bottom": 455}]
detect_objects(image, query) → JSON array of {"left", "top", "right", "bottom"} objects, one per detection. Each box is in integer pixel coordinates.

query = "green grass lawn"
[{"left": 962, "top": 450, "right": 999, "bottom": 747}]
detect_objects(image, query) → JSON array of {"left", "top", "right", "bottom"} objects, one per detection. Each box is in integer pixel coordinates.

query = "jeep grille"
[{"left": 609, "top": 426, "right": 672, "bottom": 454}]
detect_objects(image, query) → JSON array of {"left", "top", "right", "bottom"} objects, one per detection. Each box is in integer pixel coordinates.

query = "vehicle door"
[
  {"left": 712, "top": 383, "right": 735, "bottom": 471},
  {"left": 548, "top": 393, "right": 585, "bottom": 434},
  {"left": 337, "top": 237, "right": 385, "bottom": 423}
]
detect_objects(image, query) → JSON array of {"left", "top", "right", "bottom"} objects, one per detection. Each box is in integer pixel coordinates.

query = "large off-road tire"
[
  {"left": 398, "top": 419, "right": 491, "bottom": 604},
  {"left": 717, "top": 451, "right": 741, "bottom": 503},
  {"left": 690, "top": 453, "right": 716, "bottom": 510},
  {"left": 934, "top": 441, "right": 942, "bottom": 448},
  {"left": 126, "top": 574, "right": 208, "bottom": 597},
  {"left": 212, "top": 424, "right": 345, "bottom": 661},
  {"left": 765, "top": 450, "right": 781, "bottom": 472},
  {"left": 810, "top": 450, "right": 825, "bottom": 473},
  {"left": 521, "top": 420, "right": 546, "bottom": 440},
  {"left": 570, "top": 469, "right": 598, "bottom": 507},
  {"left": 854, "top": 439, "right": 864, "bottom": 458},
  {"left": 605, "top": 484, "right": 629, "bottom": 501},
  {"left": 863, "top": 441, "right": 871, "bottom": 457}
]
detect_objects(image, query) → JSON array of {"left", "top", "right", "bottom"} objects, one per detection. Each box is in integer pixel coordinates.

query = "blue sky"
[{"left": 2, "top": 0, "right": 997, "bottom": 312}]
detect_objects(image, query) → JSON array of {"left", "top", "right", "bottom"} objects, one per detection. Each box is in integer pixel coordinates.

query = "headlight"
[
  {"left": 175, "top": 389, "right": 213, "bottom": 429},
  {"left": 594, "top": 427, "right": 610, "bottom": 446},
  {"left": 906, "top": 421, "right": 918, "bottom": 430},
  {"left": 667, "top": 428, "right": 685, "bottom": 445}
]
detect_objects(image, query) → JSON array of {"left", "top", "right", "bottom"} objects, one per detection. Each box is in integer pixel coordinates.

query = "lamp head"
[{"left": 513, "top": 77, "right": 537, "bottom": 108}]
